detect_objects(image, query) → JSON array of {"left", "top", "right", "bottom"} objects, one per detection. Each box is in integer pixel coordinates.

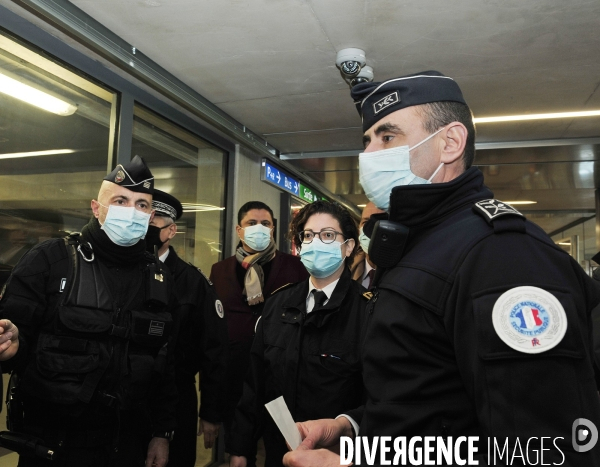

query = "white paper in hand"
[{"left": 265, "top": 396, "right": 302, "bottom": 450}]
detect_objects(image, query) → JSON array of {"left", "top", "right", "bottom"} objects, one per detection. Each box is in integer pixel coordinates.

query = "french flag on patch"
[{"left": 515, "top": 306, "right": 543, "bottom": 329}]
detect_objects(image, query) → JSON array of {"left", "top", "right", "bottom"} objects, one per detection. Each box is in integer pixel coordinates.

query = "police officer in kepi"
[
  {"left": 283, "top": 71, "right": 600, "bottom": 467},
  {"left": 0, "top": 156, "right": 177, "bottom": 467},
  {"left": 145, "top": 189, "right": 228, "bottom": 467}
]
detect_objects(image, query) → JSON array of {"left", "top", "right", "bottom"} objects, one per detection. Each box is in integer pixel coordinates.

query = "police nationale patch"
[
  {"left": 373, "top": 91, "right": 399, "bottom": 114},
  {"left": 215, "top": 300, "right": 224, "bottom": 318},
  {"left": 474, "top": 199, "right": 524, "bottom": 220},
  {"left": 492, "top": 286, "right": 567, "bottom": 354},
  {"left": 148, "top": 320, "right": 165, "bottom": 337},
  {"left": 115, "top": 170, "right": 125, "bottom": 183}
]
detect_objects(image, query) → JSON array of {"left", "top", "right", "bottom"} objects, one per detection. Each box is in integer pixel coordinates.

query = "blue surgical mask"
[
  {"left": 100, "top": 204, "right": 150, "bottom": 247},
  {"left": 358, "top": 128, "right": 445, "bottom": 211},
  {"left": 242, "top": 224, "right": 272, "bottom": 251},
  {"left": 300, "top": 240, "right": 347, "bottom": 279},
  {"left": 359, "top": 227, "right": 370, "bottom": 254}
]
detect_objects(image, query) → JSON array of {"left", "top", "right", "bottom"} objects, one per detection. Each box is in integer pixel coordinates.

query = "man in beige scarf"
[{"left": 210, "top": 201, "right": 308, "bottom": 466}]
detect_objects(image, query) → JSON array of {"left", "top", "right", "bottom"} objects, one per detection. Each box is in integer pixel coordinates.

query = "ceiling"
[{"left": 48, "top": 0, "right": 600, "bottom": 233}]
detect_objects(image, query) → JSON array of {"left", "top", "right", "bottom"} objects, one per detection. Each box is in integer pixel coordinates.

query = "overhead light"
[
  {"left": 503, "top": 200, "right": 538, "bottom": 205},
  {"left": 558, "top": 242, "right": 571, "bottom": 246},
  {"left": 0, "top": 72, "right": 77, "bottom": 116},
  {"left": 0, "top": 149, "right": 75, "bottom": 160},
  {"left": 474, "top": 110, "right": 600, "bottom": 124},
  {"left": 181, "top": 203, "right": 225, "bottom": 212},
  {"left": 357, "top": 204, "right": 367, "bottom": 208}
]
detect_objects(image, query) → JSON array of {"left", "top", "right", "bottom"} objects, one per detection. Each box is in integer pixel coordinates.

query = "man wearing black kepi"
[
  {"left": 283, "top": 71, "right": 600, "bottom": 466},
  {"left": 0, "top": 155, "right": 177, "bottom": 467},
  {"left": 146, "top": 189, "right": 228, "bottom": 467}
]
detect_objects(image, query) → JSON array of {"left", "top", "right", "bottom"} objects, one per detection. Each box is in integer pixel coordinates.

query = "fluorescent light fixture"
[
  {"left": 558, "top": 242, "right": 571, "bottom": 246},
  {"left": 181, "top": 203, "right": 225, "bottom": 212},
  {"left": 474, "top": 110, "right": 600, "bottom": 124},
  {"left": 0, "top": 72, "right": 77, "bottom": 116},
  {"left": 503, "top": 201, "right": 537, "bottom": 205},
  {"left": 0, "top": 149, "right": 75, "bottom": 160},
  {"left": 357, "top": 204, "right": 367, "bottom": 208}
]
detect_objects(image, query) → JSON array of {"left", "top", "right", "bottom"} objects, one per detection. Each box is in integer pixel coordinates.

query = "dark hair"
[
  {"left": 417, "top": 101, "right": 476, "bottom": 170},
  {"left": 289, "top": 201, "right": 358, "bottom": 262},
  {"left": 237, "top": 201, "right": 274, "bottom": 225}
]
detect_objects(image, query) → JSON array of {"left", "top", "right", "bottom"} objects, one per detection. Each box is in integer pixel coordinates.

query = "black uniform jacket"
[
  {"left": 0, "top": 237, "right": 178, "bottom": 434},
  {"left": 230, "top": 268, "right": 368, "bottom": 466},
  {"left": 164, "top": 246, "right": 228, "bottom": 423},
  {"left": 354, "top": 167, "right": 600, "bottom": 465}
]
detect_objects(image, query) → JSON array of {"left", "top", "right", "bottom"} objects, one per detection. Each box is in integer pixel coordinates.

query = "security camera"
[
  {"left": 336, "top": 48, "right": 366, "bottom": 78},
  {"left": 349, "top": 66, "right": 374, "bottom": 87}
]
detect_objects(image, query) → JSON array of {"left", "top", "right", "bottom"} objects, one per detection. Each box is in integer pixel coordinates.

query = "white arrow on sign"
[
  {"left": 293, "top": 182, "right": 298, "bottom": 193},
  {"left": 276, "top": 172, "right": 281, "bottom": 183}
]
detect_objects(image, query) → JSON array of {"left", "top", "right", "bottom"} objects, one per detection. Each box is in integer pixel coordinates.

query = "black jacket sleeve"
[
  {"left": 0, "top": 240, "right": 65, "bottom": 374},
  {"left": 228, "top": 315, "right": 267, "bottom": 457},
  {"left": 197, "top": 276, "right": 229, "bottom": 423}
]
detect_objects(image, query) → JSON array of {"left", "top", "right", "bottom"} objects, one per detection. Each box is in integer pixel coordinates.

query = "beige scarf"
[{"left": 235, "top": 241, "right": 277, "bottom": 305}]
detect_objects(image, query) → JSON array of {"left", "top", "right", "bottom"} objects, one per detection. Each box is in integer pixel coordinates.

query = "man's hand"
[
  {"left": 283, "top": 448, "right": 347, "bottom": 467},
  {"left": 281, "top": 418, "right": 353, "bottom": 467},
  {"left": 229, "top": 454, "right": 247, "bottom": 467},
  {"left": 145, "top": 437, "right": 169, "bottom": 467},
  {"left": 0, "top": 319, "right": 19, "bottom": 361},
  {"left": 198, "top": 419, "right": 219, "bottom": 449},
  {"left": 296, "top": 417, "right": 353, "bottom": 449}
]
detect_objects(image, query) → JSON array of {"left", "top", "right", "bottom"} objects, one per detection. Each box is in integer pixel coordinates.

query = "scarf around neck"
[
  {"left": 235, "top": 240, "right": 277, "bottom": 305},
  {"left": 80, "top": 216, "right": 147, "bottom": 266}
]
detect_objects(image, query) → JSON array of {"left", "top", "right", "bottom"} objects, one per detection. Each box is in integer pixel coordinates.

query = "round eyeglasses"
[{"left": 298, "top": 229, "right": 345, "bottom": 244}]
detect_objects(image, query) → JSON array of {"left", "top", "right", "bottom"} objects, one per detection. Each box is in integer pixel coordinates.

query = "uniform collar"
[
  {"left": 388, "top": 167, "right": 493, "bottom": 228},
  {"left": 283, "top": 268, "right": 352, "bottom": 313}
]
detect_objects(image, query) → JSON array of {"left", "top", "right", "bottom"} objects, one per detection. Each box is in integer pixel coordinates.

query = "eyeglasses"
[{"left": 298, "top": 229, "right": 345, "bottom": 244}]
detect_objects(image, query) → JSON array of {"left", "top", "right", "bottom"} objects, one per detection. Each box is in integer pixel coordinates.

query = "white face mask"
[{"left": 358, "top": 128, "right": 445, "bottom": 211}]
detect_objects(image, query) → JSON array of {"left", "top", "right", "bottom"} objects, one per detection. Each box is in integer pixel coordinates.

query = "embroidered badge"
[
  {"left": 215, "top": 300, "right": 224, "bottom": 318},
  {"left": 492, "top": 286, "right": 567, "bottom": 354},
  {"left": 373, "top": 91, "right": 399, "bottom": 114},
  {"left": 143, "top": 181, "right": 151, "bottom": 189},
  {"left": 115, "top": 170, "right": 125, "bottom": 183},
  {"left": 148, "top": 320, "right": 165, "bottom": 337},
  {"left": 475, "top": 199, "right": 524, "bottom": 220}
]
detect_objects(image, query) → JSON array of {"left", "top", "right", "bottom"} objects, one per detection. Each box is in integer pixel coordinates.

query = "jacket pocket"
[
  {"left": 25, "top": 333, "right": 100, "bottom": 404},
  {"left": 129, "top": 309, "right": 172, "bottom": 347},
  {"left": 58, "top": 305, "right": 112, "bottom": 334}
]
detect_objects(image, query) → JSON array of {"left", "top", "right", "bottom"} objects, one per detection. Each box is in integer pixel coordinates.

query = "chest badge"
[{"left": 492, "top": 286, "right": 567, "bottom": 354}]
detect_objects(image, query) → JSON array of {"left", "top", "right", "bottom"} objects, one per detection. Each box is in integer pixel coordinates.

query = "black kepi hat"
[
  {"left": 152, "top": 189, "right": 183, "bottom": 221},
  {"left": 351, "top": 70, "right": 467, "bottom": 132},
  {"left": 104, "top": 155, "right": 154, "bottom": 194}
]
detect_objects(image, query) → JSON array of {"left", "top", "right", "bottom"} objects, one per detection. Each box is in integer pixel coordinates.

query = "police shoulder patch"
[
  {"left": 215, "top": 300, "right": 224, "bottom": 318},
  {"left": 473, "top": 199, "right": 524, "bottom": 221},
  {"left": 271, "top": 283, "right": 294, "bottom": 296},
  {"left": 492, "top": 286, "right": 567, "bottom": 354}
]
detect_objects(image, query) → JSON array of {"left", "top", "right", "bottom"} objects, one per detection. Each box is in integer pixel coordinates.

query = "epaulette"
[
  {"left": 362, "top": 291, "right": 373, "bottom": 301},
  {"left": 473, "top": 199, "right": 524, "bottom": 224},
  {"left": 271, "top": 283, "right": 294, "bottom": 296},
  {"left": 473, "top": 199, "right": 526, "bottom": 233},
  {"left": 188, "top": 262, "right": 213, "bottom": 285}
]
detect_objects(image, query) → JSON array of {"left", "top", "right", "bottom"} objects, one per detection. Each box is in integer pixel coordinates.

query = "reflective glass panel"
[{"left": 132, "top": 104, "right": 227, "bottom": 273}]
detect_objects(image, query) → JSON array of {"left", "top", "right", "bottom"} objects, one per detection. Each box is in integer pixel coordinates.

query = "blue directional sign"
[{"left": 261, "top": 160, "right": 300, "bottom": 197}]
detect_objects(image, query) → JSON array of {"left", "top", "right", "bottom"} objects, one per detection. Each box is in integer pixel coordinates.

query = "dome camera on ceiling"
[{"left": 336, "top": 48, "right": 373, "bottom": 88}]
